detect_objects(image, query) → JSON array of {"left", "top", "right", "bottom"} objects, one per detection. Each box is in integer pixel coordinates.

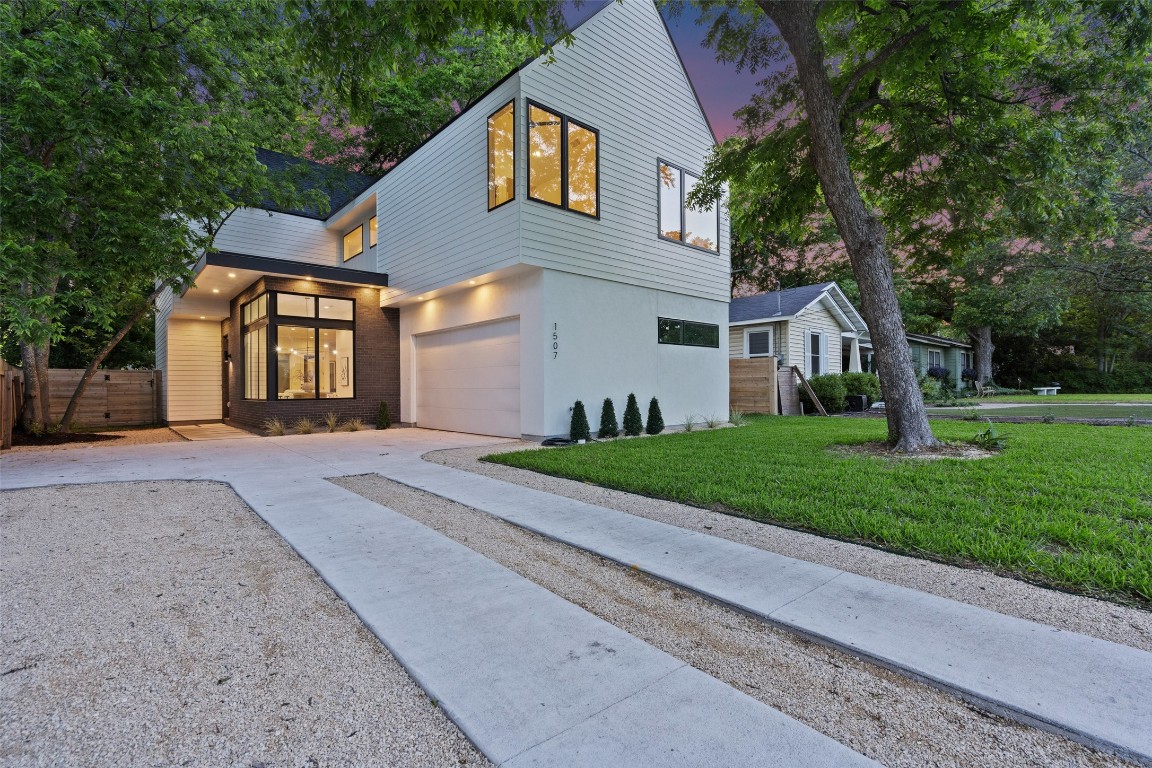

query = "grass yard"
[
  {"left": 972, "top": 393, "right": 1152, "bottom": 404},
  {"left": 928, "top": 404, "right": 1152, "bottom": 420},
  {"left": 487, "top": 417, "right": 1152, "bottom": 606}
]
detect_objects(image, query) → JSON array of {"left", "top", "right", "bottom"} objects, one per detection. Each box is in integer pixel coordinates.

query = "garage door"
[{"left": 415, "top": 317, "right": 520, "bottom": 437}]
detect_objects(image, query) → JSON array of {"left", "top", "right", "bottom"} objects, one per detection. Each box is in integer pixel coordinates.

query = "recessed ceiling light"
[
  {"left": 199, "top": 316, "right": 205, "bottom": 319},
  {"left": 418, "top": 296, "right": 425, "bottom": 301},
  {"left": 227, "top": 273, "right": 236, "bottom": 278},
  {"left": 212, "top": 288, "right": 219, "bottom": 293},
  {"left": 304, "top": 277, "right": 312, "bottom": 281},
  {"left": 469, "top": 280, "right": 476, "bottom": 285}
]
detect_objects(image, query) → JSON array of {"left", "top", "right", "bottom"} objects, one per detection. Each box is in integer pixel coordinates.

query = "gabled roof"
[
  {"left": 253, "top": 148, "right": 379, "bottom": 221},
  {"left": 730, "top": 282, "right": 837, "bottom": 323},
  {"left": 906, "top": 332, "right": 972, "bottom": 349}
]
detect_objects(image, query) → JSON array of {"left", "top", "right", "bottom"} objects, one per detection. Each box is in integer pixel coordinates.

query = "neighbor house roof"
[
  {"left": 906, "top": 332, "right": 972, "bottom": 349},
  {"left": 253, "top": 148, "right": 379, "bottom": 221},
  {"left": 729, "top": 283, "right": 838, "bottom": 323}
]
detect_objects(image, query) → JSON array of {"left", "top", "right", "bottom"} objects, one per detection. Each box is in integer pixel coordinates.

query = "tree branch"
[{"left": 835, "top": 21, "right": 930, "bottom": 116}]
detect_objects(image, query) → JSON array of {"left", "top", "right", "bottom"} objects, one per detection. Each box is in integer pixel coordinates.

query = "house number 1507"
[{"left": 552, "top": 323, "right": 559, "bottom": 359}]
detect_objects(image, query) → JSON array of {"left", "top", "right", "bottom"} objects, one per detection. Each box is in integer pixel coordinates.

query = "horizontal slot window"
[{"left": 658, "top": 317, "right": 719, "bottom": 348}]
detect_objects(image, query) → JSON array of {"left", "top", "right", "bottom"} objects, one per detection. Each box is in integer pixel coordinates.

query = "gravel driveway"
[{"left": 0, "top": 480, "right": 487, "bottom": 768}]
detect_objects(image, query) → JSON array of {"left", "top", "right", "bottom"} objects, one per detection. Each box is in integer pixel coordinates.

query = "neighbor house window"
[
  {"left": 747, "top": 329, "right": 773, "bottom": 358},
  {"left": 369, "top": 216, "right": 377, "bottom": 247},
  {"left": 343, "top": 225, "right": 364, "bottom": 261},
  {"left": 488, "top": 101, "right": 516, "bottom": 210},
  {"left": 245, "top": 292, "right": 355, "bottom": 401},
  {"left": 928, "top": 350, "right": 943, "bottom": 368},
  {"left": 658, "top": 317, "right": 719, "bottom": 348},
  {"left": 528, "top": 101, "right": 598, "bottom": 217},
  {"left": 658, "top": 161, "right": 718, "bottom": 252},
  {"left": 809, "top": 331, "right": 824, "bottom": 375}
]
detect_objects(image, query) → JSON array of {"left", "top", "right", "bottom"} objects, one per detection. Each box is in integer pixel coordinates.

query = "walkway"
[
  {"left": 170, "top": 422, "right": 257, "bottom": 440},
  {"left": 0, "top": 430, "right": 875, "bottom": 768}
]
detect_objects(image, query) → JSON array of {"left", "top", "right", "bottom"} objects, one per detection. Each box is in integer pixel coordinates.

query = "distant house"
[
  {"left": 154, "top": 0, "right": 730, "bottom": 439},
  {"left": 728, "top": 282, "right": 972, "bottom": 390}
]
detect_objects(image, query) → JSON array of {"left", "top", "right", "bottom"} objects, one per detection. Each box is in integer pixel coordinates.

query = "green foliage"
[
  {"left": 799, "top": 374, "right": 847, "bottom": 414},
  {"left": 840, "top": 372, "right": 881, "bottom": 403},
  {"left": 375, "top": 402, "right": 392, "bottom": 430},
  {"left": 645, "top": 397, "right": 665, "bottom": 435},
  {"left": 488, "top": 417, "right": 1152, "bottom": 605},
  {"left": 622, "top": 393, "right": 643, "bottom": 437},
  {"left": 729, "top": 410, "right": 749, "bottom": 427},
  {"left": 1021, "top": 363, "right": 1152, "bottom": 394},
  {"left": 569, "top": 400, "right": 591, "bottom": 442},
  {"left": 970, "top": 421, "right": 1006, "bottom": 451},
  {"left": 598, "top": 398, "right": 619, "bottom": 439}
]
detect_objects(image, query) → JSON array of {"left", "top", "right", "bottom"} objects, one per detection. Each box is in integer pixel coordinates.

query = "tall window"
[
  {"left": 243, "top": 291, "right": 355, "bottom": 401},
  {"left": 488, "top": 101, "right": 516, "bottom": 210},
  {"left": 343, "top": 225, "right": 364, "bottom": 261},
  {"left": 928, "top": 350, "right": 943, "bottom": 368},
  {"left": 528, "top": 101, "right": 598, "bottom": 217},
  {"left": 809, "top": 331, "right": 824, "bottom": 375},
  {"left": 658, "top": 160, "right": 718, "bottom": 252},
  {"left": 369, "top": 216, "right": 377, "bottom": 247}
]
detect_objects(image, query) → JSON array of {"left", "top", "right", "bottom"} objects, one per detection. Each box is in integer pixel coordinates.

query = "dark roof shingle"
[
  {"left": 254, "top": 148, "right": 379, "bottom": 220},
  {"left": 729, "top": 282, "right": 835, "bottom": 323}
]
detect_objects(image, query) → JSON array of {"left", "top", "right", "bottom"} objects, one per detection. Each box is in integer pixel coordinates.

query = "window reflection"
[
  {"left": 659, "top": 164, "right": 681, "bottom": 240},
  {"left": 488, "top": 101, "right": 516, "bottom": 209},
  {"left": 658, "top": 162, "right": 718, "bottom": 252},
  {"left": 529, "top": 104, "right": 562, "bottom": 206},
  {"left": 568, "top": 123, "right": 597, "bottom": 216},
  {"left": 369, "top": 216, "right": 377, "bottom": 247},
  {"left": 683, "top": 173, "right": 717, "bottom": 251},
  {"left": 343, "top": 225, "right": 363, "bottom": 261}
]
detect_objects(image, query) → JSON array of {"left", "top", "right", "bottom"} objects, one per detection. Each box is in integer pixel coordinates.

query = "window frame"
[
  {"left": 369, "top": 216, "right": 377, "bottom": 248},
  {"left": 657, "top": 317, "right": 720, "bottom": 349},
  {"left": 343, "top": 224, "right": 364, "bottom": 262},
  {"left": 241, "top": 293, "right": 269, "bottom": 401},
  {"left": 526, "top": 99, "right": 600, "bottom": 219},
  {"left": 487, "top": 100, "right": 517, "bottom": 212},
  {"left": 808, "top": 330, "right": 826, "bottom": 376},
  {"left": 657, "top": 159, "right": 720, "bottom": 254},
  {"left": 744, "top": 328, "right": 774, "bottom": 358}
]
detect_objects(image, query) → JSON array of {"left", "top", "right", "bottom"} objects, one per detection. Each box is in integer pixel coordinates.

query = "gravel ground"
[
  {"left": 334, "top": 474, "right": 1130, "bottom": 768},
  {"left": 7, "top": 426, "right": 185, "bottom": 453},
  {"left": 0, "top": 481, "right": 488, "bottom": 768},
  {"left": 428, "top": 443, "right": 1152, "bottom": 652}
]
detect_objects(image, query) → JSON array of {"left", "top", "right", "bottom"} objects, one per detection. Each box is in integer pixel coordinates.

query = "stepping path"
[
  {"left": 382, "top": 457, "right": 1152, "bottom": 765},
  {"left": 170, "top": 422, "right": 257, "bottom": 440},
  {"left": 0, "top": 431, "right": 877, "bottom": 767}
]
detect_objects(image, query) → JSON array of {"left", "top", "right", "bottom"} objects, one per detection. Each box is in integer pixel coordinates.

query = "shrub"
[
  {"left": 324, "top": 412, "right": 340, "bottom": 432},
  {"left": 570, "top": 400, "right": 591, "bottom": 442},
  {"left": 799, "top": 373, "right": 846, "bottom": 414},
  {"left": 262, "top": 417, "right": 285, "bottom": 436},
  {"left": 293, "top": 417, "right": 316, "bottom": 435},
  {"left": 375, "top": 401, "right": 392, "bottom": 430},
  {"left": 961, "top": 367, "right": 978, "bottom": 383},
  {"left": 622, "top": 393, "right": 643, "bottom": 436},
  {"left": 704, "top": 414, "right": 723, "bottom": 429},
  {"left": 343, "top": 418, "right": 365, "bottom": 432},
  {"left": 927, "top": 365, "right": 950, "bottom": 381},
  {"left": 598, "top": 398, "right": 619, "bottom": 439},
  {"left": 918, "top": 373, "right": 944, "bottom": 402},
  {"left": 645, "top": 397, "right": 664, "bottom": 435},
  {"left": 840, "top": 372, "right": 881, "bottom": 403}
]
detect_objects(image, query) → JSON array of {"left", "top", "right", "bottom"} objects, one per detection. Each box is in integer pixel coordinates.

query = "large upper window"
[
  {"left": 658, "top": 161, "right": 718, "bottom": 252},
  {"left": 657, "top": 317, "right": 719, "bottom": 348},
  {"left": 242, "top": 291, "right": 355, "bottom": 400},
  {"left": 528, "top": 101, "right": 598, "bottom": 217},
  {"left": 488, "top": 101, "right": 516, "bottom": 210}
]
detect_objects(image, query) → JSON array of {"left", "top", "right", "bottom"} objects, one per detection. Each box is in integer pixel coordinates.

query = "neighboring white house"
[
  {"left": 155, "top": 0, "right": 730, "bottom": 439},
  {"left": 729, "top": 282, "right": 973, "bottom": 390}
]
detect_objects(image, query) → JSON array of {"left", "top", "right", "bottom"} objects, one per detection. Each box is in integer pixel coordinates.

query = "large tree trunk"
[
  {"left": 969, "top": 326, "right": 994, "bottom": 384},
  {"left": 59, "top": 283, "right": 168, "bottom": 433},
  {"left": 17, "top": 277, "right": 58, "bottom": 431},
  {"left": 762, "top": 1, "right": 938, "bottom": 452}
]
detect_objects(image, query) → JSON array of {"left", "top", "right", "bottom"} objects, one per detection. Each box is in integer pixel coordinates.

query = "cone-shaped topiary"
[
  {"left": 570, "top": 400, "right": 591, "bottom": 442},
  {"left": 623, "top": 393, "right": 643, "bottom": 436},
  {"left": 598, "top": 397, "right": 619, "bottom": 438},
  {"left": 376, "top": 401, "right": 392, "bottom": 430},
  {"left": 645, "top": 397, "right": 664, "bottom": 435}
]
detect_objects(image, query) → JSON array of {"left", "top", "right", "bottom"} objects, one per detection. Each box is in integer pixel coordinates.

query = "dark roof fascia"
[
  {"left": 906, "top": 332, "right": 972, "bottom": 349},
  {"left": 654, "top": 3, "right": 719, "bottom": 145},
  {"left": 203, "top": 251, "right": 389, "bottom": 287}
]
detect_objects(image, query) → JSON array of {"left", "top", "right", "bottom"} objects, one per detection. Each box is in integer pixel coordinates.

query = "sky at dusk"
[{"left": 565, "top": 2, "right": 765, "bottom": 140}]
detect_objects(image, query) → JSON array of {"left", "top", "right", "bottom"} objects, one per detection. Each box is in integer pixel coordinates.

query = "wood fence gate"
[
  {"left": 47, "top": 369, "right": 163, "bottom": 429},
  {"left": 729, "top": 358, "right": 779, "bottom": 415}
]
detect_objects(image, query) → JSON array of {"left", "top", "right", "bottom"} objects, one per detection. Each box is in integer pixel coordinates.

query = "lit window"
[
  {"left": 658, "top": 161, "right": 718, "bottom": 252},
  {"left": 488, "top": 101, "right": 515, "bottom": 210},
  {"left": 343, "top": 225, "right": 363, "bottom": 261},
  {"left": 369, "top": 216, "right": 377, "bottom": 247},
  {"left": 241, "top": 294, "right": 268, "bottom": 401},
  {"left": 528, "top": 101, "right": 598, "bottom": 217}
]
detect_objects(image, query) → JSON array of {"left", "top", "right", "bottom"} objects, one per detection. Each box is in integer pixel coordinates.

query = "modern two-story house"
[{"left": 155, "top": 0, "right": 730, "bottom": 439}]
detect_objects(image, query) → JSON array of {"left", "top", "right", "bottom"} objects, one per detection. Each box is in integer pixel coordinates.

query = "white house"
[
  {"left": 729, "top": 282, "right": 973, "bottom": 390},
  {"left": 155, "top": 0, "right": 731, "bottom": 439}
]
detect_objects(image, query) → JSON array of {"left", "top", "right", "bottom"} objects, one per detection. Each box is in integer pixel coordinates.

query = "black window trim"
[
  {"left": 656, "top": 159, "right": 720, "bottom": 254},
  {"left": 526, "top": 98, "right": 600, "bottom": 220},
  {"left": 657, "top": 316, "right": 720, "bottom": 349},
  {"left": 487, "top": 99, "right": 517, "bottom": 212},
  {"left": 240, "top": 293, "right": 270, "bottom": 401}
]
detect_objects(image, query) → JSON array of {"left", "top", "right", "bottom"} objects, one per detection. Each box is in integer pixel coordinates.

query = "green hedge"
[
  {"left": 841, "top": 372, "right": 881, "bottom": 403},
  {"left": 799, "top": 373, "right": 847, "bottom": 414}
]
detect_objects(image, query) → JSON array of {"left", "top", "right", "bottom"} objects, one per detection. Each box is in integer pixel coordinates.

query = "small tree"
[
  {"left": 645, "top": 397, "right": 665, "bottom": 435},
  {"left": 569, "top": 400, "right": 590, "bottom": 442},
  {"left": 375, "top": 401, "right": 392, "bottom": 430},
  {"left": 598, "top": 397, "right": 619, "bottom": 439},
  {"left": 622, "top": 393, "right": 643, "bottom": 436}
]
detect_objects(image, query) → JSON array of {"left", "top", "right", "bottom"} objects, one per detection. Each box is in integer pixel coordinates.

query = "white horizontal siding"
[
  {"left": 213, "top": 208, "right": 341, "bottom": 267},
  {"left": 519, "top": 0, "right": 729, "bottom": 302},
  {"left": 791, "top": 306, "right": 843, "bottom": 376},
  {"left": 165, "top": 319, "right": 222, "bottom": 422},
  {"left": 728, "top": 322, "right": 784, "bottom": 361}
]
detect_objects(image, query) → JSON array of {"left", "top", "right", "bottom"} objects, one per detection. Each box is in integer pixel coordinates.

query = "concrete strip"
[
  {"left": 1, "top": 433, "right": 880, "bottom": 767},
  {"left": 381, "top": 458, "right": 1152, "bottom": 764}
]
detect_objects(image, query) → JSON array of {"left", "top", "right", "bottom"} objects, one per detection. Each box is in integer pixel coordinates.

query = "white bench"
[{"left": 1032, "top": 386, "right": 1061, "bottom": 396}]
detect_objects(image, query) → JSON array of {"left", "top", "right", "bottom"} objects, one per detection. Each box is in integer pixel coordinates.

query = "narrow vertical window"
[
  {"left": 528, "top": 103, "right": 562, "bottom": 206},
  {"left": 343, "top": 225, "right": 364, "bottom": 261},
  {"left": 369, "top": 216, "right": 377, "bottom": 247},
  {"left": 659, "top": 163, "right": 681, "bottom": 240},
  {"left": 567, "top": 122, "right": 598, "bottom": 216},
  {"left": 487, "top": 101, "right": 516, "bottom": 210}
]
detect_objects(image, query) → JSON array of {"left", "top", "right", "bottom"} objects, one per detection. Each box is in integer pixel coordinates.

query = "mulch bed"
[{"left": 10, "top": 432, "right": 122, "bottom": 447}]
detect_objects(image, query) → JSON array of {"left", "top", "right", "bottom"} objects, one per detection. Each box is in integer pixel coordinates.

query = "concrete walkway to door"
[{"left": 0, "top": 429, "right": 877, "bottom": 768}]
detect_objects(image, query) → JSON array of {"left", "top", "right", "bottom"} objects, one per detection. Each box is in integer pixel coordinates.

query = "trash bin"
[{"left": 846, "top": 394, "right": 868, "bottom": 412}]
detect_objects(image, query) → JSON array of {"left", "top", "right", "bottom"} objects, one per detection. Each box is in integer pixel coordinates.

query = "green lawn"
[
  {"left": 971, "top": 393, "right": 1152, "bottom": 404},
  {"left": 928, "top": 404, "right": 1152, "bottom": 420},
  {"left": 487, "top": 417, "right": 1152, "bottom": 606}
]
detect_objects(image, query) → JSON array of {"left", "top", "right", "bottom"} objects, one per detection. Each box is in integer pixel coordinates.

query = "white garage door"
[{"left": 415, "top": 317, "right": 520, "bottom": 438}]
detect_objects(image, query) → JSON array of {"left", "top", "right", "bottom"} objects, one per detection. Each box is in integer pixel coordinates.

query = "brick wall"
[{"left": 226, "top": 276, "right": 399, "bottom": 431}]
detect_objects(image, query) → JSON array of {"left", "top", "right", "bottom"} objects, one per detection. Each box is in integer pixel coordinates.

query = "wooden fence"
[
  {"left": 729, "top": 358, "right": 779, "bottom": 415},
  {"left": 1, "top": 360, "right": 24, "bottom": 450},
  {"left": 48, "top": 369, "right": 163, "bottom": 429}
]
